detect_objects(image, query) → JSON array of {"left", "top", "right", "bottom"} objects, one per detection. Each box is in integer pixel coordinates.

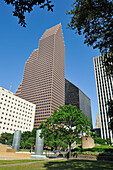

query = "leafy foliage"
[
  {"left": 67, "top": 0, "right": 113, "bottom": 75},
  {"left": 107, "top": 99, "right": 113, "bottom": 130},
  {"left": 0, "top": 128, "right": 38, "bottom": 149},
  {"left": 0, "top": 133, "right": 13, "bottom": 145},
  {"left": 39, "top": 114, "right": 68, "bottom": 149},
  {"left": 20, "top": 128, "right": 38, "bottom": 149},
  {"left": 94, "top": 137, "right": 106, "bottom": 145},
  {"left": 94, "top": 137, "right": 112, "bottom": 145},
  {"left": 72, "top": 144, "right": 113, "bottom": 157},
  {"left": 102, "top": 53, "right": 113, "bottom": 76},
  {"left": 25, "top": 137, "right": 35, "bottom": 151},
  {"left": 4, "top": 0, "right": 54, "bottom": 27},
  {"left": 39, "top": 104, "right": 92, "bottom": 158}
]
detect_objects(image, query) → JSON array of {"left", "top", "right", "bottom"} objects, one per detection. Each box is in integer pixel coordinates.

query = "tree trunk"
[
  {"left": 69, "top": 143, "right": 71, "bottom": 159},
  {"left": 31, "top": 146, "right": 33, "bottom": 152}
]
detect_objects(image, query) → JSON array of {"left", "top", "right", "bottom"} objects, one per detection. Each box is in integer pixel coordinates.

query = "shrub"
[
  {"left": 72, "top": 144, "right": 113, "bottom": 156},
  {"left": 94, "top": 137, "right": 106, "bottom": 144},
  {"left": 76, "top": 138, "right": 82, "bottom": 144}
]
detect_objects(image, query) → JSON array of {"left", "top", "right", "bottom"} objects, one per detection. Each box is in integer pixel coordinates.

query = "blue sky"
[{"left": 0, "top": 0, "right": 100, "bottom": 127}]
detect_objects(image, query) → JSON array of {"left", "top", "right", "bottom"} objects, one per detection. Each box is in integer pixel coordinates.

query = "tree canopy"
[
  {"left": 4, "top": 0, "right": 113, "bottom": 76},
  {"left": 0, "top": 133, "right": 13, "bottom": 145},
  {"left": 0, "top": 128, "right": 38, "bottom": 150},
  {"left": 25, "top": 137, "right": 35, "bottom": 151},
  {"left": 107, "top": 99, "right": 113, "bottom": 131},
  {"left": 67, "top": 0, "right": 113, "bottom": 76},
  {"left": 4, "top": 0, "right": 54, "bottom": 27},
  {"left": 39, "top": 104, "right": 92, "bottom": 159},
  {"left": 20, "top": 128, "right": 38, "bottom": 149}
]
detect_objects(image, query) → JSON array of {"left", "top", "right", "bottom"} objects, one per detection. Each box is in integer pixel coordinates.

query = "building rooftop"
[
  {"left": 41, "top": 23, "right": 62, "bottom": 40},
  {"left": 0, "top": 87, "right": 13, "bottom": 94}
]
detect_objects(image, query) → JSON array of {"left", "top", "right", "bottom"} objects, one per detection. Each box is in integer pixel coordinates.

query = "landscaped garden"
[
  {"left": 0, "top": 159, "right": 113, "bottom": 170},
  {"left": 72, "top": 144, "right": 113, "bottom": 157}
]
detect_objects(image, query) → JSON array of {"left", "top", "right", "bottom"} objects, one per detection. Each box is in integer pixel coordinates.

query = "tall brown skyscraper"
[{"left": 15, "top": 24, "right": 65, "bottom": 127}]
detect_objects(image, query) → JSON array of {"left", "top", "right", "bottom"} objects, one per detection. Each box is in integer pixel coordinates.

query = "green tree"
[
  {"left": 20, "top": 129, "right": 38, "bottom": 149},
  {"left": 67, "top": 0, "right": 113, "bottom": 76},
  {"left": 20, "top": 131, "right": 32, "bottom": 149},
  {"left": 20, "top": 140, "right": 26, "bottom": 149},
  {"left": 0, "top": 133, "right": 13, "bottom": 145},
  {"left": 39, "top": 105, "right": 91, "bottom": 159},
  {"left": 40, "top": 119, "right": 68, "bottom": 150},
  {"left": 4, "top": 0, "right": 54, "bottom": 27},
  {"left": 105, "top": 138, "right": 112, "bottom": 145},
  {"left": 25, "top": 137, "right": 35, "bottom": 152},
  {"left": 31, "top": 128, "right": 38, "bottom": 138},
  {"left": 107, "top": 99, "right": 113, "bottom": 131},
  {"left": 94, "top": 137, "right": 106, "bottom": 145}
]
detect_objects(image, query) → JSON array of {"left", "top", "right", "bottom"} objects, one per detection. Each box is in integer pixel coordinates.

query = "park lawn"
[
  {"left": 0, "top": 159, "right": 43, "bottom": 165},
  {"left": 0, "top": 159, "right": 113, "bottom": 170},
  {"left": 19, "top": 149, "right": 30, "bottom": 152},
  {"left": 94, "top": 145, "right": 113, "bottom": 149}
]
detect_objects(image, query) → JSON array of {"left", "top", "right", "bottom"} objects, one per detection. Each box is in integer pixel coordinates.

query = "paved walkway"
[{"left": 0, "top": 158, "right": 64, "bottom": 167}]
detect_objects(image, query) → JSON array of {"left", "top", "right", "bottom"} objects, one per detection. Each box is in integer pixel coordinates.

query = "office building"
[
  {"left": 0, "top": 87, "right": 35, "bottom": 134},
  {"left": 93, "top": 56, "right": 113, "bottom": 142},
  {"left": 96, "top": 114, "right": 101, "bottom": 128},
  {"left": 15, "top": 24, "right": 65, "bottom": 127},
  {"left": 92, "top": 114, "right": 101, "bottom": 137},
  {"left": 65, "top": 79, "right": 92, "bottom": 122}
]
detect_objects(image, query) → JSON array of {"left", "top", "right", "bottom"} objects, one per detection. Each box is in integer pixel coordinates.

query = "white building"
[
  {"left": 93, "top": 56, "right": 113, "bottom": 142},
  {"left": 0, "top": 87, "right": 36, "bottom": 134}
]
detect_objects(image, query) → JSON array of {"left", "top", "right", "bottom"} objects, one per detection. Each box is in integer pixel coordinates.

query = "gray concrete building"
[{"left": 65, "top": 79, "right": 92, "bottom": 123}]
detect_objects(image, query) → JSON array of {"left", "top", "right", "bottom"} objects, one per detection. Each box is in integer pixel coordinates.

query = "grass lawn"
[
  {"left": 0, "top": 159, "right": 42, "bottom": 165},
  {"left": 94, "top": 145, "right": 113, "bottom": 149},
  {"left": 19, "top": 149, "right": 30, "bottom": 152},
  {"left": 0, "top": 159, "right": 113, "bottom": 170}
]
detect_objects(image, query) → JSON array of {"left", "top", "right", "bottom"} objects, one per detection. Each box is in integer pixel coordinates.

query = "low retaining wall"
[
  {"left": 74, "top": 154, "right": 113, "bottom": 161},
  {"left": 0, "top": 145, "right": 7, "bottom": 152},
  {"left": 6, "top": 149, "right": 16, "bottom": 153},
  {"left": 0, "top": 152, "right": 31, "bottom": 158},
  {"left": 75, "top": 154, "right": 97, "bottom": 160}
]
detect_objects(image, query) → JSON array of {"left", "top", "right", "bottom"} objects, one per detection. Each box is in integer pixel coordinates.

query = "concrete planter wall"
[{"left": 74, "top": 154, "right": 113, "bottom": 161}]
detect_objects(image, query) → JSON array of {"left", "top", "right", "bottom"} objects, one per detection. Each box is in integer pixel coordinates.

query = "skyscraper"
[
  {"left": 65, "top": 79, "right": 92, "bottom": 122},
  {"left": 16, "top": 24, "right": 65, "bottom": 127},
  {"left": 93, "top": 56, "right": 113, "bottom": 142}
]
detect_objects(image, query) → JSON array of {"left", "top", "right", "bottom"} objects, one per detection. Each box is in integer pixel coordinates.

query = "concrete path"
[{"left": 0, "top": 158, "right": 64, "bottom": 167}]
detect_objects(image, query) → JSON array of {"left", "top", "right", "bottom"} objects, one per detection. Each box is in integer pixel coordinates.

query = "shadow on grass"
[{"left": 44, "top": 159, "right": 113, "bottom": 170}]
